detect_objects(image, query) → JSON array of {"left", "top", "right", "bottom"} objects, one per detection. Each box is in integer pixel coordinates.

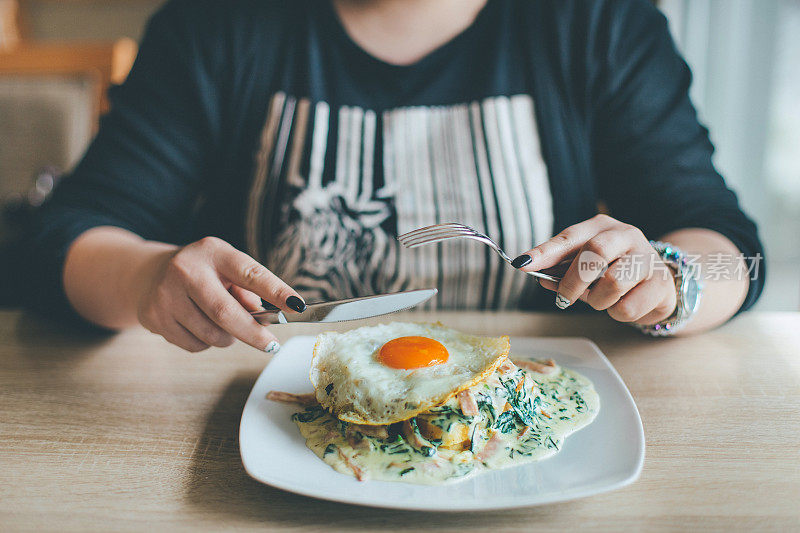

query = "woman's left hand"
[{"left": 512, "top": 214, "right": 677, "bottom": 325}]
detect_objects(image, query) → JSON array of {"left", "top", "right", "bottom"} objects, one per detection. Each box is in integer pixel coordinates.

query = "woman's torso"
[{"left": 195, "top": 0, "right": 600, "bottom": 310}]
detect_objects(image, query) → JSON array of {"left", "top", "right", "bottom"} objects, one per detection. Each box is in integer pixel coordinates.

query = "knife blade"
[{"left": 250, "top": 288, "right": 437, "bottom": 325}]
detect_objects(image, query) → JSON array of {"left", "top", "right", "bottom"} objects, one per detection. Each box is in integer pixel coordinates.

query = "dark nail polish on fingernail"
[
  {"left": 286, "top": 295, "right": 307, "bottom": 313},
  {"left": 260, "top": 299, "right": 279, "bottom": 311},
  {"left": 511, "top": 254, "right": 532, "bottom": 269}
]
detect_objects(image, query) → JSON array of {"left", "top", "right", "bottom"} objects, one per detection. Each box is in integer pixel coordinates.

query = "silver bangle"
[{"left": 636, "top": 241, "right": 703, "bottom": 337}]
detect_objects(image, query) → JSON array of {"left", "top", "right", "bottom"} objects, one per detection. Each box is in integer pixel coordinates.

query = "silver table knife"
[{"left": 250, "top": 288, "right": 437, "bottom": 325}]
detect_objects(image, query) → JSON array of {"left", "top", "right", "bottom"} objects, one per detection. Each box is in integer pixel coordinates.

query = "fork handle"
[{"left": 524, "top": 270, "right": 561, "bottom": 284}]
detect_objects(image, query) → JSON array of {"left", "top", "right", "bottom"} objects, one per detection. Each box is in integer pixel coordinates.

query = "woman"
[{"left": 29, "top": 0, "right": 763, "bottom": 352}]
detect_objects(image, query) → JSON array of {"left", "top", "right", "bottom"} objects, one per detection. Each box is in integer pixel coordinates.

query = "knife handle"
[
  {"left": 250, "top": 301, "right": 286, "bottom": 325},
  {"left": 250, "top": 310, "right": 286, "bottom": 325}
]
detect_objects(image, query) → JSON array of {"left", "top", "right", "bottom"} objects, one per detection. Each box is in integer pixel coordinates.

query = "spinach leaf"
[
  {"left": 291, "top": 405, "right": 327, "bottom": 423},
  {"left": 494, "top": 411, "right": 516, "bottom": 433},
  {"left": 499, "top": 377, "right": 538, "bottom": 427},
  {"left": 475, "top": 393, "right": 496, "bottom": 425}
]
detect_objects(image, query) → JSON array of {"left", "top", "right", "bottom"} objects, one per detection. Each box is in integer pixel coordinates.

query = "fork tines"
[{"left": 397, "top": 223, "right": 478, "bottom": 248}]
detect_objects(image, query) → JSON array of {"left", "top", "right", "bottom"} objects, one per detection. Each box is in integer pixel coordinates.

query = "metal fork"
[{"left": 397, "top": 223, "right": 561, "bottom": 283}]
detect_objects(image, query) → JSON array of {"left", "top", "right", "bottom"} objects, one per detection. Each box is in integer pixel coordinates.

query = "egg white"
[{"left": 309, "top": 322, "right": 510, "bottom": 425}]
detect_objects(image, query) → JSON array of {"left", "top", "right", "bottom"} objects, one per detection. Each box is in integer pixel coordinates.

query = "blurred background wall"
[
  {"left": 20, "top": 0, "right": 161, "bottom": 41},
  {"left": 0, "top": 0, "right": 158, "bottom": 250},
  {"left": 661, "top": 0, "right": 800, "bottom": 311},
  {"left": 1, "top": 0, "right": 797, "bottom": 310}
]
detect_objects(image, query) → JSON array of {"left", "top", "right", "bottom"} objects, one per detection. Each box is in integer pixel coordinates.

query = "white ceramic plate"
[{"left": 240, "top": 336, "right": 644, "bottom": 511}]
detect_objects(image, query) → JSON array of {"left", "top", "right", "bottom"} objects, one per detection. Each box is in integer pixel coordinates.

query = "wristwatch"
[{"left": 636, "top": 241, "right": 703, "bottom": 336}]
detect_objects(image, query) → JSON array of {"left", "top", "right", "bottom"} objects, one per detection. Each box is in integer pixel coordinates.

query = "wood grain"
[{"left": 1, "top": 310, "right": 799, "bottom": 531}]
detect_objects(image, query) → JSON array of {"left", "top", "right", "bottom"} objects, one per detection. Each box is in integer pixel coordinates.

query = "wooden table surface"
[{"left": 1, "top": 310, "right": 799, "bottom": 532}]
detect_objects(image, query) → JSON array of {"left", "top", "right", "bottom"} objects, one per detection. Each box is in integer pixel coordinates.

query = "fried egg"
[{"left": 309, "top": 322, "right": 510, "bottom": 425}]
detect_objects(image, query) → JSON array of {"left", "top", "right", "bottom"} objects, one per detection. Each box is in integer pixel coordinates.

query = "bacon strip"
[
  {"left": 266, "top": 390, "right": 317, "bottom": 406},
  {"left": 498, "top": 360, "right": 517, "bottom": 375},
  {"left": 338, "top": 449, "right": 365, "bottom": 481},
  {"left": 475, "top": 431, "right": 504, "bottom": 462},
  {"left": 513, "top": 358, "right": 557, "bottom": 374},
  {"left": 457, "top": 390, "right": 479, "bottom": 417}
]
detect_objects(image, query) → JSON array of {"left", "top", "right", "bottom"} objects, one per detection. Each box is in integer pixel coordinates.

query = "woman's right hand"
[{"left": 136, "top": 236, "right": 305, "bottom": 353}]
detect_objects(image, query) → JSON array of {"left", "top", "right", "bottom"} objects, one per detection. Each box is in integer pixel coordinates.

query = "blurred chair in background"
[{"left": 0, "top": 0, "right": 137, "bottom": 306}]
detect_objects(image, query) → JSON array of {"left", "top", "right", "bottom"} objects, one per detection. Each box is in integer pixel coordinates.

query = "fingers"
[
  {"left": 526, "top": 216, "right": 679, "bottom": 326},
  {"left": 138, "top": 237, "right": 298, "bottom": 353},
  {"left": 229, "top": 285, "right": 265, "bottom": 313},
  {"left": 160, "top": 320, "right": 211, "bottom": 353},
  {"left": 139, "top": 303, "right": 208, "bottom": 353},
  {"left": 214, "top": 246, "right": 306, "bottom": 313},
  {"left": 187, "top": 275, "right": 280, "bottom": 352},
  {"left": 608, "top": 280, "right": 676, "bottom": 324},
  {"left": 512, "top": 214, "right": 619, "bottom": 272},
  {"left": 539, "top": 274, "right": 675, "bottom": 324},
  {"left": 183, "top": 238, "right": 293, "bottom": 352},
  {"left": 553, "top": 228, "right": 639, "bottom": 308},
  {"left": 175, "top": 297, "right": 235, "bottom": 348},
  {"left": 583, "top": 257, "right": 648, "bottom": 311}
]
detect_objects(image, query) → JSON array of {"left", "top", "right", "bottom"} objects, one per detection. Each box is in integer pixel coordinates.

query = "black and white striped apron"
[{"left": 245, "top": 92, "right": 553, "bottom": 310}]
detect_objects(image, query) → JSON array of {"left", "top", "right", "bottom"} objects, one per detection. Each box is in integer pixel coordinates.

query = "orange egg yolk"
[{"left": 377, "top": 336, "right": 449, "bottom": 369}]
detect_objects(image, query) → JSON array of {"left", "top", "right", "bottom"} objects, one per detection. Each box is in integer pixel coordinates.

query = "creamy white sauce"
[{"left": 291, "top": 360, "right": 599, "bottom": 484}]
